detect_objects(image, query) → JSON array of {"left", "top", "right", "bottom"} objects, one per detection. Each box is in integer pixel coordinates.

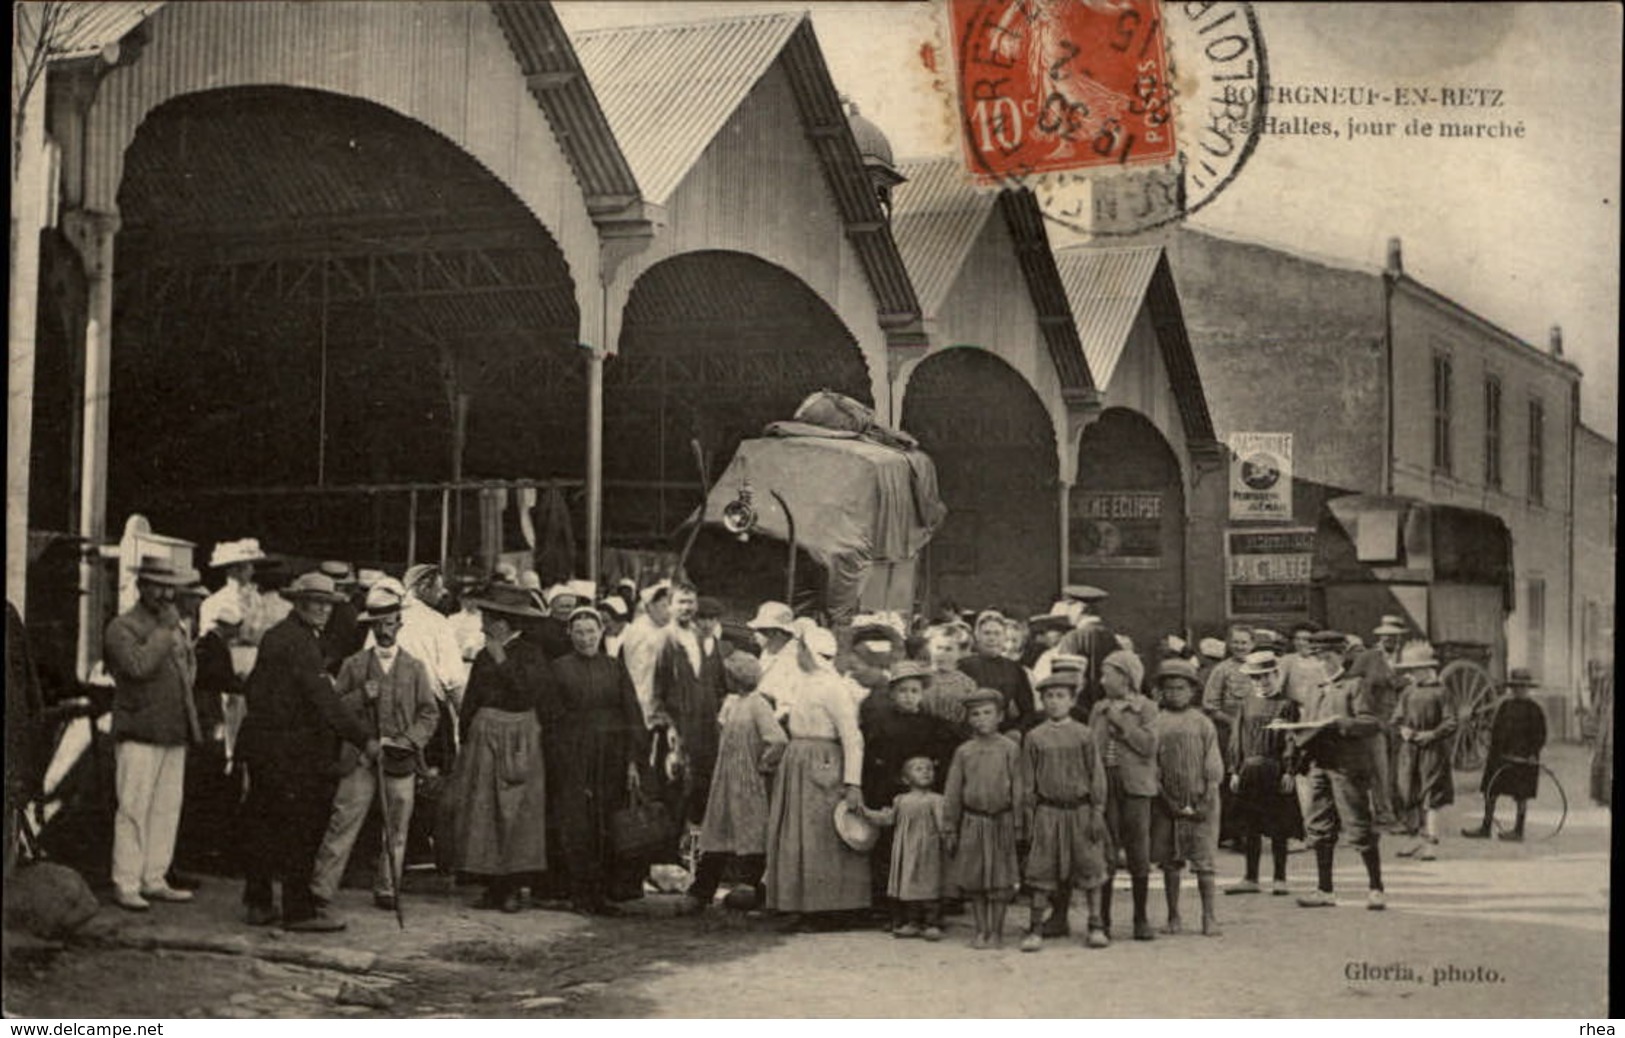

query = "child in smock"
[
  {"left": 1019, "top": 673, "right": 1110, "bottom": 952},
  {"left": 864, "top": 755, "right": 949, "bottom": 941},
  {"left": 943, "top": 688, "right": 1026, "bottom": 949}
]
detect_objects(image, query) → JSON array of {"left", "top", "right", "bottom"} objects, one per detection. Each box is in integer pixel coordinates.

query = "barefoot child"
[
  {"left": 863, "top": 756, "right": 949, "bottom": 940},
  {"left": 1019, "top": 673, "right": 1110, "bottom": 952},
  {"left": 1151, "top": 659, "right": 1225, "bottom": 936},
  {"left": 943, "top": 688, "right": 1025, "bottom": 949}
]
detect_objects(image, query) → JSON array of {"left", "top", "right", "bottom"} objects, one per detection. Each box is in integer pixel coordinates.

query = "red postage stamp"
[{"left": 950, "top": 0, "right": 1178, "bottom": 181}]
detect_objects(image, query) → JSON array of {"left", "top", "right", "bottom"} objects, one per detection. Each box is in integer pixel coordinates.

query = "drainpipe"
[{"left": 1381, "top": 237, "right": 1401, "bottom": 496}]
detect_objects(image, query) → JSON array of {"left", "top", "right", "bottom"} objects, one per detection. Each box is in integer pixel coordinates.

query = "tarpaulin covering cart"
[{"left": 688, "top": 421, "right": 946, "bottom": 623}]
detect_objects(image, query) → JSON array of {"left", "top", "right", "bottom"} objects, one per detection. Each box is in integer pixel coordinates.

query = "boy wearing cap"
[
  {"left": 1150, "top": 659, "right": 1224, "bottom": 936},
  {"left": 104, "top": 559, "right": 202, "bottom": 911},
  {"left": 1019, "top": 672, "right": 1110, "bottom": 951},
  {"left": 311, "top": 584, "right": 441, "bottom": 914},
  {"left": 685, "top": 653, "right": 789, "bottom": 914},
  {"left": 1390, "top": 644, "right": 1455, "bottom": 860},
  {"left": 1089, "top": 650, "right": 1160, "bottom": 940},
  {"left": 1463, "top": 669, "right": 1547, "bottom": 842},
  {"left": 1293, "top": 630, "right": 1387, "bottom": 910}
]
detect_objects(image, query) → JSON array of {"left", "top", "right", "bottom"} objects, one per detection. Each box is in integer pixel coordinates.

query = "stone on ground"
[{"left": 3, "top": 862, "right": 99, "bottom": 939}]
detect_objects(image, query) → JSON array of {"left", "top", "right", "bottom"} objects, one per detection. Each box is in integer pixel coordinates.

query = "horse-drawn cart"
[{"left": 1315, "top": 494, "right": 1515, "bottom": 769}]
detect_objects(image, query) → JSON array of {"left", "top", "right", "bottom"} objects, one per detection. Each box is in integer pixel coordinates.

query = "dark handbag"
[
  {"left": 609, "top": 787, "right": 674, "bottom": 863},
  {"left": 381, "top": 743, "right": 419, "bottom": 778}
]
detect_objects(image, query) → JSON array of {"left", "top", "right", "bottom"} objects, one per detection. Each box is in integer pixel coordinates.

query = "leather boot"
[
  {"left": 1041, "top": 888, "right": 1072, "bottom": 937},
  {"left": 1131, "top": 875, "right": 1154, "bottom": 940}
]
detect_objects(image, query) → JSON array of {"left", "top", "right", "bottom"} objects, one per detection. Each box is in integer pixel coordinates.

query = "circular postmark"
[{"left": 947, "top": 0, "right": 1269, "bottom": 236}]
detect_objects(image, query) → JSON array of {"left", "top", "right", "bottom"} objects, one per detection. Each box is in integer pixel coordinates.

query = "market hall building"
[{"left": 11, "top": 0, "right": 1230, "bottom": 680}]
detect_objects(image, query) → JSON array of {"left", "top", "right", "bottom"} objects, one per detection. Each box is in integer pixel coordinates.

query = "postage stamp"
[{"left": 947, "top": 0, "right": 1269, "bottom": 235}]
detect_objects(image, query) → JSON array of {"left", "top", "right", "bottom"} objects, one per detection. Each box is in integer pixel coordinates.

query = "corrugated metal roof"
[
  {"left": 1055, "top": 245, "right": 1162, "bottom": 390},
  {"left": 46, "top": 1, "right": 163, "bottom": 60},
  {"left": 892, "top": 157, "right": 998, "bottom": 317},
  {"left": 486, "top": 2, "right": 642, "bottom": 214},
  {"left": 572, "top": 12, "right": 801, "bottom": 205}
]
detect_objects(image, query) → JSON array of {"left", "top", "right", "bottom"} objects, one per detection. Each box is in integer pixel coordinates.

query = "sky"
[{"left": 557, "top": 2, "right": 1621, "bottom": 436}]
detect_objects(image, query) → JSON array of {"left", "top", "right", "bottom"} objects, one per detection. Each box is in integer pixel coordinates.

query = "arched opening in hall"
[
  {"left": 108, "top": 86, "right": 581, "bottom": 569},
  {"left": 900, "top": 348, "right": 1059, "bottom": 616},
  {"left": 604, "top": 251, "right": 872, "bottom": 598},
  {"left": 1070, "top": 407, "right": 1187, "bottom": 654}
]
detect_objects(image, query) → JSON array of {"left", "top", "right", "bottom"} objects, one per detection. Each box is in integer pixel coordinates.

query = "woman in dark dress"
[
  {"left": 543, "top": 606, "right": 647, "bottom": 914},
  {"left": 1463, "top": 669, "right": 1547, "bottom": 842},
  {"left": 446, "top": 585, "right": 553, "bottom": 912}
]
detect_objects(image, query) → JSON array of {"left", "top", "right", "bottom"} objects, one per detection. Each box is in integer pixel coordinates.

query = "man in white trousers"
[{"left": 103, "top": 557, "right": 202, "bottom": 911}]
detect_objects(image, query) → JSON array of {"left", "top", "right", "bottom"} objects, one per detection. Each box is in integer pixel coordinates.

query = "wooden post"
[
  {"left": 7, "top": 67, "right": 49, "bottom": 615},
  {"left": 65, "top": 209, "right": 120, "bottom": 680},
  {"left": 406, "top": 489, "right": 418, "bottom": 565},
  {"left": 585, "top": 346, "right": 604, "bottom": 586}
]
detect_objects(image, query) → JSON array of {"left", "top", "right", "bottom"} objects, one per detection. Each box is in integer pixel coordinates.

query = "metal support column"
[
  {"left": 585, "top": 344, "right": 605, "bottom": 587},
  {"left": 66, "top": 209, "right": 120, "bottom": 679}
]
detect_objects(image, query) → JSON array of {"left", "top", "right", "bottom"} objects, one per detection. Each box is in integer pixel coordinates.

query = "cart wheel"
[{"left": 1441, "top": 659, "right": 1497, "bottom": 771}]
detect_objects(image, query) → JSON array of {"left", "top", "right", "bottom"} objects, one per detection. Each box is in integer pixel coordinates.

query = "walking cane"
[{"left": 374, "top": 752, "right": 406, "bottom": 930}]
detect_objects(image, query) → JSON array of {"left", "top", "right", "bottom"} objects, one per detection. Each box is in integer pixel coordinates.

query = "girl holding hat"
[
  {"left": 1224, "top": 651, "right": 1304, "bottom": 895},
  {"left": 1390, "top": 643, "right": 1456, "bottom": 860},
  {"left": 942, "top": 688, "right": 1025, "bottom": 949},
  {"left": 764, "top": 619, "right": 871, "bottom": 927}
]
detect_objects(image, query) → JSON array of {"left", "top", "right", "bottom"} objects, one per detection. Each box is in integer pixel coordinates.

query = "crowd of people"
[{"left": 93, "top": 541, "right": 1556, "bottom": 948}]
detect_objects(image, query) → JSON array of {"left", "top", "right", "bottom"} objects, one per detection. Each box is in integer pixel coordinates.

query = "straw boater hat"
[
  {"left": 357, "top": 584, "right": 406, "bottom": 623},
  {"left": 1049, "top": 653, "right": 1088, "bottom": 675},
  {"left": 745, "top": 601, "right": 796, "bottom": 634},
  {"left": 1061, "top": 584, "right": 1109, "bottom": 602},
  {"left": 887, "top": 660, "right": 934, "bottom": 687},
  {"left": 319, "top": 560, "right": 355, "bottom": 586},
  {"left": 209, "top": 538, "right": 267, "bottom": 569},
  {"left": 1392, "top": 641, "right": 1439, "bottom": 671},
  {"left": 1239, "top": 650, "right": 1280, "bottom": 676},
  {"left": 1036, "top": 671, "right": 1082, "bottom": 694},
  {"left": 1373, "top": 614, "right": 1408, "bottom": 637},
  {"left": 833, "top": 801, "right": 879, "bottom": 853},
  {"left": 278, "top": 572, "right": 348, "bottom": 603},
  {"left": 1504, "top": 668, "right": 1538, "bottom": 688},
  {"left": 465, "top": 583, "right": 546, "bottom": 619},
  {"left": 134, "top": 557, "right": 200, "bottom": 587}
]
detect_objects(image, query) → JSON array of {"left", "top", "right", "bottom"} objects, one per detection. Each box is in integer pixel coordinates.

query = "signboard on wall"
[
  {"left": 1229, "top": 432, "right": 1293, "bottom": 521},
  {"left": 1226, "top": 527, "right": 1314, "bottom": 619},
  {"left": 1071, "top": 491, "right": 1164, "bottom": 569}
]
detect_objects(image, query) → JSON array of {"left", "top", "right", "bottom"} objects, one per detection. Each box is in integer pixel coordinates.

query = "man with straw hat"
[
  {"left": 238, "top": 572, "right": 378, "bottom": 931},
  {"left": 103, "top": 557, "right": 202, "bottom": 911},
  {"left": 311, "top": 581, "right": 440, "bottom": 917},
  {"left": 1350, "top": 614, "right": 1411, "bottom": 831}
]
